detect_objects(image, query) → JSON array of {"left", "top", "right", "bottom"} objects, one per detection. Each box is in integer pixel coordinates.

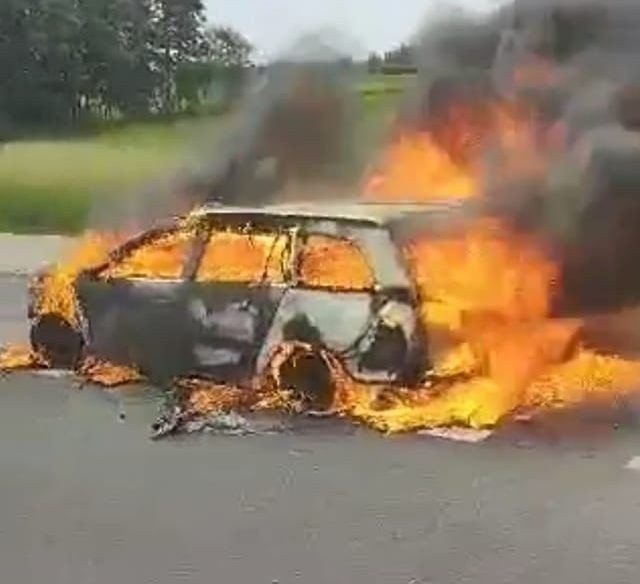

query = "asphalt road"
[{"left": 2, "top": 275, "right": 640, "bottom": 584}]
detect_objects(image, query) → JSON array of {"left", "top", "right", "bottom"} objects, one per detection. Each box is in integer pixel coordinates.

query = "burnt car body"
[{"left": 28, "top": 201, "right": 477, "bottom": 402}]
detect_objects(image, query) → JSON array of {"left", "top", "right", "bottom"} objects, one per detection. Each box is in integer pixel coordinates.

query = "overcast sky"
[{"left": 204, "top": 1, "right": 503, "bottom": 60}]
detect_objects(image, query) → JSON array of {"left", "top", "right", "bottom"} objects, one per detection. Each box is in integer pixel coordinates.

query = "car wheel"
[
  {"left": 278, "top": 350, "right": 336, "bottom": 412},
  {"left": 30, "top": 314, "right": 84, "bottom": 370}
]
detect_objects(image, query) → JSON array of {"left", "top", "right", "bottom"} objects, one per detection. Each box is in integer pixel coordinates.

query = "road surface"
[{"left": 2, "top": 275, "right": 640, "bottom": 584}]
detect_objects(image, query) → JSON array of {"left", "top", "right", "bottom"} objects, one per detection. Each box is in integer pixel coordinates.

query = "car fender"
[{"left": 256, "top": 289, "right": 422, "bottom": 383}]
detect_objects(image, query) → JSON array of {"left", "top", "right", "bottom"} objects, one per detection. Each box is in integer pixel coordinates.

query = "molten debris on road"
[
  {"left": 79, "top": 357, "right": 144, "bottom": 388},
  {"left": 0, "top": 344, "right": 45, "bottom": 372}
]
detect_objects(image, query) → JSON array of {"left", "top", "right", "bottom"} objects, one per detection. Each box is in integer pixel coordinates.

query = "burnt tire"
[
  {"left": 30, "top": 314, "right": 84, "bottom": 370},
  {"left": 278, "top": 351, "right": 335, "bottom": 411}
]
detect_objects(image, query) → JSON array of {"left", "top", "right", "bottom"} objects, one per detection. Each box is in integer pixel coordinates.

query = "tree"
[
  {"left": 77, "top": 0, "right": 160, "bottom": 118},
  {"left": 367, "top": 52, "right": 383, "bottom": 74},
  {"left": 0, "top": 0, "right": 83, "bottom": 127},
  {"left": 0, "top": 0, "right": 223, "bottom": 130},
  {"left": 151, "top": 0, "right": 208, "bottom": 112},
  {"left": 205, "top": 26, "right": 254, "bottom": 68},
  {"left": 384, "top": 43, "right": 414, "bottom": 66},
  {"left": 174, "top": 25, "right": 254, "bottom": 112},
  {"left": 175, "top": 61, "right": 216, "bottom": 111}
]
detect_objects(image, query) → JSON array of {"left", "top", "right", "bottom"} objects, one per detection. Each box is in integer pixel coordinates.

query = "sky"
[{"left": 205, "top": 1, "right": 504, "bottom": 60}]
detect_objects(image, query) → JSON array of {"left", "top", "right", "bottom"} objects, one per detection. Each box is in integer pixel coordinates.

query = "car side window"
[
  {"left": 297, "top": 234, "right": 375, "bottom": 291},
  {"left": 99, "top": 227, "right": 194, "bottom": 280},
  {"left": 196, "top": 229, "right": 290, "bottom": 284}
]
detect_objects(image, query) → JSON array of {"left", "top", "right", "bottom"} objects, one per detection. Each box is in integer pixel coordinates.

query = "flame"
[
  {"left": 7, "top": 83, "right": 640, "bottom": 436},
  {"left": 364, "top": 132, "right": 476, "bottom": 201},
  {"left": 406, "top": 219, "right": 557, "bottom": 330},
  {"left": 198, "top": 230, "right": 289, "bottom": 283},
  {"left": 100, "top": 229, "right": 192, "bottom": 280},
  {"left": 298, "top": 235, "right": 375, "bottom": 290},
  {"left": 0, "top": 345, "right": 143, "bottom": 388},
  {"left": 180, "top": 372, "right": 304, "bottom": 418},
  {"left": 336, "top": 349, "right": 640, "bottom": 434},
  {"left": 364, "top": 100, "right": 544, "bottom": 202},
  {"left": 524, "top": 351, "right": 640, "bottom": 411},
  {"left": 185, "top": 381, "right": 251, "bottom": 413},
  {"left": 329, "top": 218, "right": 586, "bottom": 431},
  {"left": 0, "top": 344, "right": 45, "bottom": 370},
  {"left": 346, "top": 90, "right": 640, "bottom": 433},
  {"left": 79, "top": 356, "right": 144, "bottom": 388},
  {"left": 34, "top": 232, "right": 121, "bottom": 326}
]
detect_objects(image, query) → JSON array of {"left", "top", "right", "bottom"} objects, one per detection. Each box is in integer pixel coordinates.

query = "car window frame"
[
  {"left": 190, "top": 218, "right": 295, "bottom": 287},
  {"left": 291, "top": 229, "right": 377, "bottom": 294},
  {"left": 90, "top": 223, "right": 202, "bottom": 284}
]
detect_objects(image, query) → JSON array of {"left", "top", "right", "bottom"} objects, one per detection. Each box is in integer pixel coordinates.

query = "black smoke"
[
  {"left": 184, "top": 49, "right": 361, "bottom": 207},
  {"left": 89, "top": 31, "right": 368, "bottom": 232},
  {"left": 402, "top": 0, "right": 640, "bottom": 316}
]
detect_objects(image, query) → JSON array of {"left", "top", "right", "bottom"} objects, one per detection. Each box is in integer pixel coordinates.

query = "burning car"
[
  {"left": 26, "top": 201, "right": 478, "bottom": 409},
  {"left": 7, "top": 1, "right": 640, "bottom": 438}
]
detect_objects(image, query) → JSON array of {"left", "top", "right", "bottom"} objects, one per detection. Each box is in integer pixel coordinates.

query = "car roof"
[{"left": 189, "top": 199, "right": 477, "bottom": 228}]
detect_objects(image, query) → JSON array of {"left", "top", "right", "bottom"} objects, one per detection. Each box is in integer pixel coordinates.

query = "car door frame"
[
  {"left": 255, "top": 222, "right": 383, "bottom": 373},
  {"left": 256, "top": 220, "right": 427, "bottom": 384},
  {"left": 75, "top": 221, "right": 205, "bottom": 381},
  {"left": 180, "top": 214, "right": 297, "bottom": 384}
]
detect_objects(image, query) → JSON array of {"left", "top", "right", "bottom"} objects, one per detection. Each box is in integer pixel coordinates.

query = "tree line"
[
  {"left": 367, "top": 44, "right": 417, "bottom": 75},
  {"left": 0, "top": 0, "right": 253, "bottom": 133}
]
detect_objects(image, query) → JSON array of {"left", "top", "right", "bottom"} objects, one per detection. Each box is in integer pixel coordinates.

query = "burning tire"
[
  {"left": 30, "top": 314, "right": 84, "bottom": 370},
  {"left": 272, "top": 345, "right": 337, "bottom": 412}
]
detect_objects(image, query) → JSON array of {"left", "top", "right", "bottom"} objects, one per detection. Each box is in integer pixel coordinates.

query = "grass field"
[
  {"left": 0, "top": 118, "right": 224, "bottom": 233},
  {"left": 356, "top": 73, "right": 416, "bottom": 97},
  {"left": 0, "top": 81, "right": 405, "bottom": 234}
]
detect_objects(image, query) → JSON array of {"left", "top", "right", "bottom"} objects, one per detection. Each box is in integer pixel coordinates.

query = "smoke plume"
[
  {"left": 396, "top": 0, "right": 640, "bottom": 315},
  {"left": 89, "top": 31, "right": 368, "bottom": 232}
]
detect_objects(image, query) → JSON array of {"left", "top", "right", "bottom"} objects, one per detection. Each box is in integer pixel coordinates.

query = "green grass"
[
  {"left": 0, "top": 118, "right": 220, "bottom": 233},
  {"left": 356, "top": 73, "right": 416, "bottom": 97},
  {"left": 0, "top": 83, "right": 402, "bottom": 234}
]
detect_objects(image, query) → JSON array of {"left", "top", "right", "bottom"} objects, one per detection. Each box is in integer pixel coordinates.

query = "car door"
[
  {"left": 256, "top": 231, "right": 379, "bottom": 371},
  {"left": 185, "top": 223, "right": 292, "bottom": 383},
  {"left": 76, "top": 224, "right": 200, "bottom": 383}
]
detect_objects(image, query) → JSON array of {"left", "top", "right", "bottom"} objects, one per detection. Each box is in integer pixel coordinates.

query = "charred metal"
[{"left": 27, "top": 202, "right": 473, "bottom": 405}]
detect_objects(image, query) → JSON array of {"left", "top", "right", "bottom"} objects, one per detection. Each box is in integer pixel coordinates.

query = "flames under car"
[{"left": 27, "top": 201, "right": 477, "bottom": 407}]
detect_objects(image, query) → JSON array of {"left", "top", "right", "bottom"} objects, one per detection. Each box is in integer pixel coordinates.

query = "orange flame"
[
  {"left": 8, "top": 86, "right": 640, "bottom": 436},
  {"left": 34, "top": 232, "right": 122, "bottom": 326},
  {"left": 0, "top": 344, "right": 45, "bottom": 371},
  {"left": 198, "top": 230, "right": 289, "bottom": 283},
  {"left": 364, "top": 132, "right": 476, "bottom": 201},
  {"left": 297, "top": 235, "right": 375, "bottom": 290},
  {"left": 330, "top": 218, "right": 587, "bottom": 431},
  {"left": 344, "top": 92, "right": 640, "bottom": 433},
  {"left": 406, "top": 219, "right": 557, "bottom": 330},
  {"left": 79, "top": 357, "right": 144, "bottom": 388},
  {"left": 364, "top": 100, "right": 545, "bottom": 202},
  {"left": 100, "top": 229, "right": 193, "bottom": 281}
]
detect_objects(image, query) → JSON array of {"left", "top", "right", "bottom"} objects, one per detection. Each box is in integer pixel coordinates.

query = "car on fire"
[{"left": 27, "top": 201, "right": 476, "bottom": 408}]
